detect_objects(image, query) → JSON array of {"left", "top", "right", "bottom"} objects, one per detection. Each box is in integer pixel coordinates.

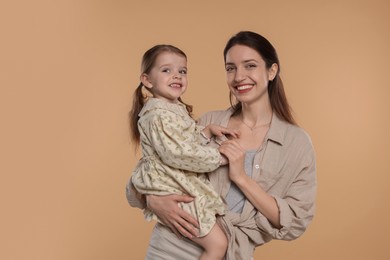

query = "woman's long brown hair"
[{"left": 224, "top": 31, "right": 297, "bottom": 125}]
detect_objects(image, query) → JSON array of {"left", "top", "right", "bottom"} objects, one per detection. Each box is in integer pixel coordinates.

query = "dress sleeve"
[
  {"left": 255, "top": 146, "right": 317, "bottom": 240},
  {"left": 144, "top": 110, "right": 222, "bottom": 173},
  {"left": 125, "top": 175, "right": 146, "bottom": 209}
]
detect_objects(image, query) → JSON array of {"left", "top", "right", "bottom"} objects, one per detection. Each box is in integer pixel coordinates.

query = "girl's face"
[
  {"left": 225, "top": 44, "right": 277, "bottom": 105},
  {"left": 141, "top": 52, "right": 188, "bottom": 103}
]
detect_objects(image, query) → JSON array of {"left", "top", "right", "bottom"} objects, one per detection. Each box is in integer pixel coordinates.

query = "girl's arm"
[
  {"left": 146, "top": 112, "right": 223, "bottom": 173},
  {"left": 201, "top": 124, "right": 240, "bottom": 140}
]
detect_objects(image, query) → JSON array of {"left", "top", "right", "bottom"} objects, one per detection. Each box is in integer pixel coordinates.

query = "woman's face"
[{"left": 225, "top": 44, "right": 277, "bottom": 105}]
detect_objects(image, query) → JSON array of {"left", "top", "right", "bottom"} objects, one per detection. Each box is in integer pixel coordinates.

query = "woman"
[{"left": 126, "top": 31, "right": 317, "bottom": 259}]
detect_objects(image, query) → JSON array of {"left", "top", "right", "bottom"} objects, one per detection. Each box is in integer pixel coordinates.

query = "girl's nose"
[{"left": 173, "top": 73, "right": 181, "bottom": 79}]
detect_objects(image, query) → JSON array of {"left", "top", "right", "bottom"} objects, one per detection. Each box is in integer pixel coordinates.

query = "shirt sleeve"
[
  {"left": 255, "top": 146, "right": 317, "bottom": 240},
  {"left": 143, "top": 110, "right": 222, "bottom": 173}
]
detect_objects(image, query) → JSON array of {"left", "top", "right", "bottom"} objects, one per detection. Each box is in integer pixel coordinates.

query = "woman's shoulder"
[
  {"left": 200, "top": 109, "right": 228, "bottom": 118},
  {"left": 198, "top": 108, "right": 232, "bottom": 125},
  {"left": 286, "top": 122, "right": 311, "bottom": 139},
  {"left": 271, "top": 115, "right": 314, "bottom": 151},
  {"left": 283, "top": 123, "right": 315, "bottom": 159}
]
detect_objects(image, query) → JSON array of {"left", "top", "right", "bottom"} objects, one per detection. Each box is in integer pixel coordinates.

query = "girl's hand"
[
  {"left": 146, "top": 194, "right": 200, "bottom": 239},
  {"left": 220, "top": 154, "right": 229, "bottom": 166},
  {"left": 218, "top": 140, "right": 246, "bottom": 182},
  {"left": 203, "top": 124, "right": 240, "bottom": 139}
]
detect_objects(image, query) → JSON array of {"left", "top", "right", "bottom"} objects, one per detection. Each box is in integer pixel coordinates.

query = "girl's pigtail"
[
  {"left": 129, "top": 83, "right": 147, "bottom": 145},
  {"left": 178, "top": 97, "right": 193, "bottom": 118}
]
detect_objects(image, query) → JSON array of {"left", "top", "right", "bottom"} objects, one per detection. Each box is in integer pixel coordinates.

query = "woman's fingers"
[
  {"left": 178, "top": 208, "right": 200, "bottom": 228},
  {"left": 146, "top": 194, "right": 200, "bottom": 238},
  {"left": 171, "top": 194, "right": 194, "bottom": 204},
  {"left": 219, "top": 140, "right": 245, "bottom": 162},
  {"left": 174, "top": 215, "right": 199, "bottom": 239},
  {"left": 171, "top": 195, "right": 200, "bottom": 238}
]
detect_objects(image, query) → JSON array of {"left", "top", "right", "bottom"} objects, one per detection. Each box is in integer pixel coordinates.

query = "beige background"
[{"left": 1, "top": 0, "right": 389, "bottom": 259}]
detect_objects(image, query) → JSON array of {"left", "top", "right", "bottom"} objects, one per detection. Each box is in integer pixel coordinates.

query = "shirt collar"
[
  {"left": 266, "top": 113, "right": 289, "bottom": 146},
  {"left": 138, "top": 98, "right": 187, "bottom": 117},
  {"left": 222, "top": 107, "right": 289, "bottom": 146}
]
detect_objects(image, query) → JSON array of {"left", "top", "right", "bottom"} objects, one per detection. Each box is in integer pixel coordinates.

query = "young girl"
[{"left": 129, "top": 44, "right": 238, "bottom": 260}]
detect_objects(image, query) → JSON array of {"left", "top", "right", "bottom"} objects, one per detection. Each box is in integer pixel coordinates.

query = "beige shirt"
[{"left": 127, "top": 107, "right": 317, "bottom": 259}]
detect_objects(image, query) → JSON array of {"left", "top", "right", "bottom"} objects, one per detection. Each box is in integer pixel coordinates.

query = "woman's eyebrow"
[
  {"left": 225, "top": 59, "right": 258, "bottom": 65},
  {"left": 242, "top": 59, "right": 258, "bottom": 63}
]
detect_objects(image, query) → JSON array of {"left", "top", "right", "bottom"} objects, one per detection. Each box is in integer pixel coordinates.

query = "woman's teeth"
[{"left": 237, "top": 85, "right": 252, "bottom": 90}]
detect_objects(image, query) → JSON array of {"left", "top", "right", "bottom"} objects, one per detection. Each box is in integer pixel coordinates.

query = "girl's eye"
[
  {"left": 162, "top": 68, "right": 170, "bottom": 73},
  {"left": 179, "top": 69, "right": 187, "bottom": 74}
]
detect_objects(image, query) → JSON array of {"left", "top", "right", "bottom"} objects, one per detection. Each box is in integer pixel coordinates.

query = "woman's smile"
[{"left": 235, "top": 84, "right": 255, "bottom": 94}]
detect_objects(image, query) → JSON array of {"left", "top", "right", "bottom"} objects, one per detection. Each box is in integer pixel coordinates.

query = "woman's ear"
[
  {"left": 140, "top": 73, "right": 152, "bottom": 89},
  {"left": 268, "top": 63, "right": 279, "bottom": 81}
]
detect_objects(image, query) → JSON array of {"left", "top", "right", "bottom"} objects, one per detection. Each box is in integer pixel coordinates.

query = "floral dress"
[{"left": 131, "top": 98, "right": 226, "bottom": 237}]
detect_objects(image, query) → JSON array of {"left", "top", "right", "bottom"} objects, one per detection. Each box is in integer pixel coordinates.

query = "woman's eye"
[
  {"left": 225, "top": 66, "right": 235, "bottom": 72},
  {"left": 246, "top": 64, "right": 257, "bottom": 69}
]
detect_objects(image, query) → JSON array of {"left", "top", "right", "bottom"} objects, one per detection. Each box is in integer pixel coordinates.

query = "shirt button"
[{"left": 255, "top": 165, "right": 260, "bottom": 169}]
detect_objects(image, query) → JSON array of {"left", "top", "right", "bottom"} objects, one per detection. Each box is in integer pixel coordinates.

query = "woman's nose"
[{"left": 234, "top": 68, "right": 246, "bottom": 82}]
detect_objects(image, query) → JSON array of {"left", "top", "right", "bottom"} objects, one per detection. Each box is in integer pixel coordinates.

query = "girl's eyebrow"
[
  {"left": 158, "top": 63, "right": 172, "bottom": 68},
  {"left": 158, "top": 64, "right": 187, "bottom": 70}
]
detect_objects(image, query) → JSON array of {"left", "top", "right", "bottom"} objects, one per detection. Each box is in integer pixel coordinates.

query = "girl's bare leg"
[{"left": 191, "top": 223, "right": 227, "bottom": 260}]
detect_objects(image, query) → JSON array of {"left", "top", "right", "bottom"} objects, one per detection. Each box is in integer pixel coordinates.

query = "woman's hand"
[
  {"left": 146, "top": 194, "right": 200, "bottom": 239},
  {"left": 218, "top": 139, "right": 246, "bottom": 183},
  {"left": 219, "top": 140, "right": 282, "bottom": 228}
]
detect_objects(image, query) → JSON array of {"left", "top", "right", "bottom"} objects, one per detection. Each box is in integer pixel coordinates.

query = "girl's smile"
[{"left": 141, "top": 51, "right": 188, "bottom": 103}]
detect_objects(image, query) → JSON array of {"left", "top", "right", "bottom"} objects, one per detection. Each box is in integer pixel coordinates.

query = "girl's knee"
[{"left": 216, "top": 234, "right": 228, "bottom": 251}]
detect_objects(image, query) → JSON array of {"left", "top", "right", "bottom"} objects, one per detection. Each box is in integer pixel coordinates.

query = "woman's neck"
[
  {"left": 230, "top": 100, "right": 272, "bottom": 151},
  {"left": 240, "top": 99, "right": 273, "bottom": 126}
]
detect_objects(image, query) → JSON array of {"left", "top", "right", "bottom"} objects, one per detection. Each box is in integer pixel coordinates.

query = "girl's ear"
[
  {"left": 268, "top": 63, "right": 279, "bottom": 81},
  {"left": 140, "top": 73, "right": 152, "bottom": 89}
]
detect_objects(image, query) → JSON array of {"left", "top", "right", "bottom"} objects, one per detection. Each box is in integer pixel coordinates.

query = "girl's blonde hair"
[{"left": 129, "top": 44, "right": 193, "bottom": 145}]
